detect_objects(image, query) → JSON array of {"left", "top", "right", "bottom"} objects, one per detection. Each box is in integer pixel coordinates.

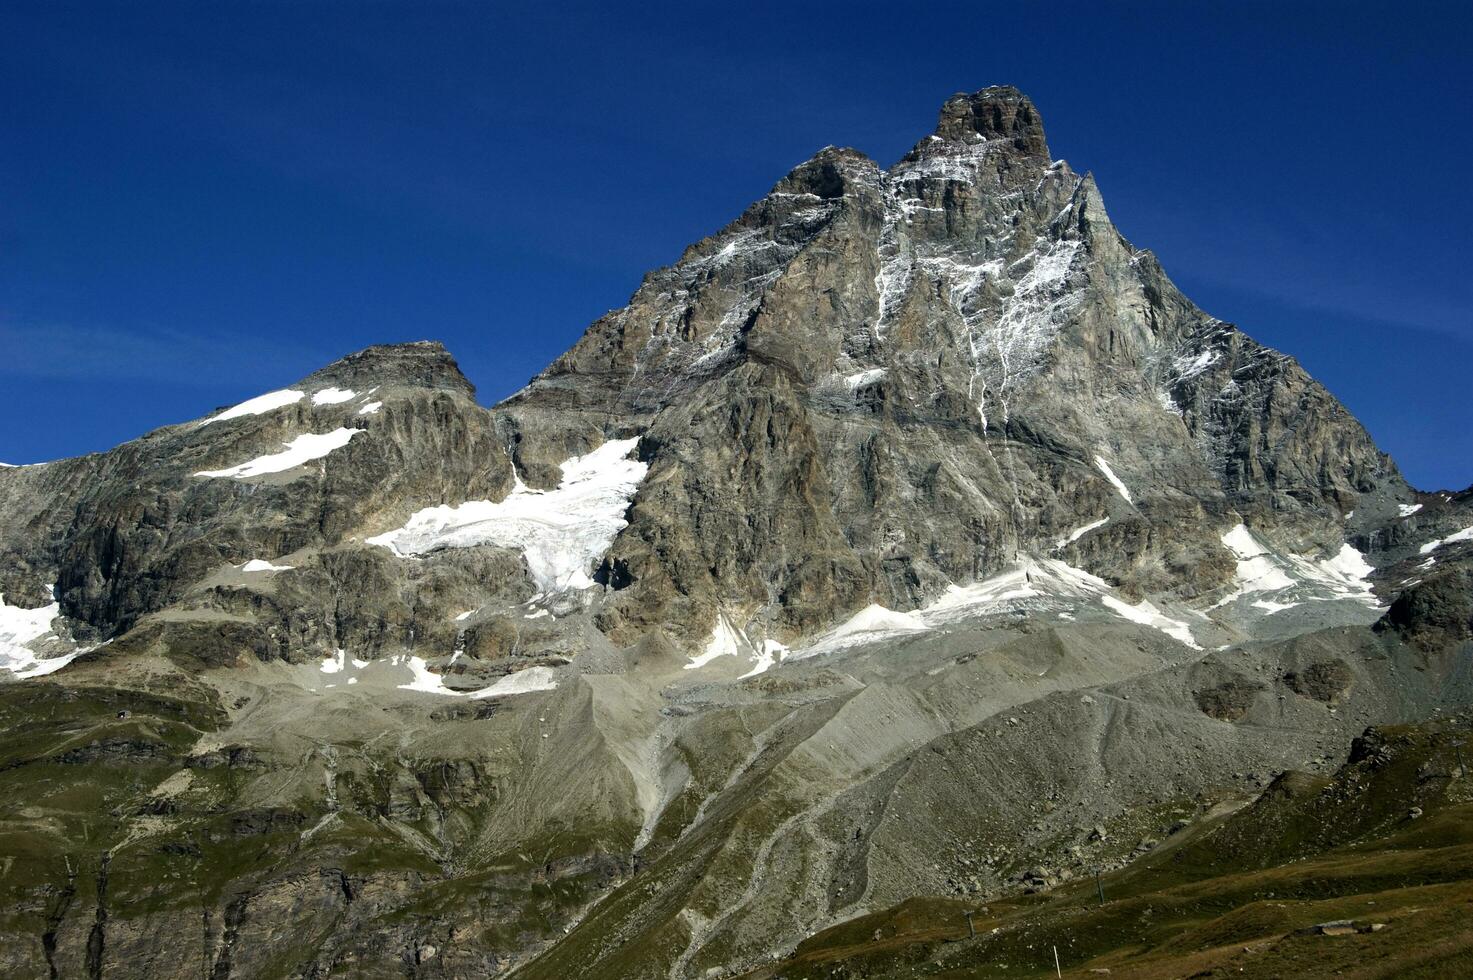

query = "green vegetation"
[{"left": 739, "top": 724, "right": 1473, "bottom": 979}]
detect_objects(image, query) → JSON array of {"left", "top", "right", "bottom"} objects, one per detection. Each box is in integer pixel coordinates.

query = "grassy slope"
[
  {"left": 738, "top": 722, "right": 1473, "bottom": 979},
  {"left": 0, "top": 669, "right": 637, "bottom": 977}
]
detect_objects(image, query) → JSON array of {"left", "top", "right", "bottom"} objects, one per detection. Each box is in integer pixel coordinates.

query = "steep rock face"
[{"left": 504, "top": 86, "right": 1403, "bottom": 645}]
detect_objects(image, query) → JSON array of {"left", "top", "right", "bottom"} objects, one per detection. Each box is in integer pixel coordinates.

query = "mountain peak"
[
  {"left": 300, "top": 340, "right": 475, "bottom": 396},
  {"left": 771, "top": 145, "right": 881, "bottom": 200},
  {"left": 934, "top": 85, "right": 1049, "bottom": 157}
]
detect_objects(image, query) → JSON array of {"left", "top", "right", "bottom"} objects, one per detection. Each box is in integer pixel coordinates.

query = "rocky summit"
[{"left": 1, "top": 87, "right": 1469, "bottom": 979}]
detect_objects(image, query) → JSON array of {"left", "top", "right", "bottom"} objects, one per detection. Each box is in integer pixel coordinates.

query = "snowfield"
[
  {"left": 0, "top": 587, "right": 78, "bottom": 678},
  {"left": 367, "top": 438, "right": 648, "bottom": 592},
  {"left": 1216, "top": 524, "right": 1378, "bottom": 609},
  {"left": 685, "top": 613, "right": 748, "bottom": 670}
]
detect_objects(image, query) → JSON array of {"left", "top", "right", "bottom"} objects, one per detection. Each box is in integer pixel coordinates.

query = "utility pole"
[
  {"left": 1095, "top": 867, "right": 1105, "bottom": 904},
  {"left": 1053, "top": 944, "right": 1062, "bottom": 978},
  {"left": 1453, "top": 738, "right": 1467, "bottom": 779},
  {"left": 963, "top": 910, "right": 976, "bottom": 939}
]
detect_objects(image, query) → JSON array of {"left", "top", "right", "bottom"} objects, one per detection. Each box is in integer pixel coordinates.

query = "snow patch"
[
  {"left": 920, "top": 558, "right": 1110, "bottom": 625},
  {"left": 469, "top": 667, "right": 559, "bottom": 698},
  {"left": 0, "top": 588, "right": 78, "bottom": 678},
  {"left": 311, "top": 387, "right": 356, "bottom": 406},
  {"left": 1058, "top": 517, "right": 1108, "bottom": 547},
  {"left": 397, "top": 655, "right": 460, "bottom": 696},
  {"left": 199, "top": 389, "right": 304, "bottom": 426},
  {"left": 1308, "top": 544, "right": 1376, "bottom": 589},
  {"left": 194, "top": 428, "right": 363, "bottom": 479},
  {"left": 401, "top": 654, "right": 560, "bottom": 698},
  {"left": 843, "top": 368, "right": 888, "bottom": 389},
  {"left": 738, "top": 639, "right": 790, "bottom": 679},
  {"left": 1420, "top": 526, "right": 1473, "bottom": 554},
  {"left": 686, "top": 613, "right": 746, "bottom": 670},
  {"left": 1398, "top": 503, "right": 1423, "bottom": 517},
  {"left": 1100, "top": 595, "right": 1201, "bottom": 649},
  {"left": 796, "top": 603, "right": 930, "bottom": 659},
  {"left": 1172, "top": 349, "right": 1218, "bottom": 380},
  {"left": 356, "top": 401, "right": 382, "bottom": 416},
  {"left": 924, "top": 557, "right": 1198, "bottom": 648},
  {"left": 1093, "top": 456, "right": 1134, "bottom": 503},
  {"left": 239, "top": 559, "right": 293, "bottom": 573},
  {"left": 1218, "top": 525, "right": 1295, "bottom": 598},
  {"left": 1251, "top": 598, "right": 1299, "bottom": 615},
  {"left": 367, "top": 438, "right": 648, "bottom": 592}
]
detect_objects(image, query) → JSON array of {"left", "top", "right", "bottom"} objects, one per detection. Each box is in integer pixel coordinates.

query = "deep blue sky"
[{"left": 2, "top": 2, "right": 1469, "bottom": 489}]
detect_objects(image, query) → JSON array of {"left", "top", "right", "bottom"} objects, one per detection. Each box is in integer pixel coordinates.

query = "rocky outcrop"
[{"left": 0, "top": 342, "right": 515, "bottom": 652}]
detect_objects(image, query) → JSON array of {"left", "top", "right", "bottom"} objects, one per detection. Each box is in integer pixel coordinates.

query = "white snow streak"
[
  {"left": 396, "top": 655, "right": 455, "bottom": 694},
  {"left": 1100, "top": 595, "right": 1201, "bottom": 649},
  {"left": 1421, "top": 526, "right": 1473, "bottom": 555},
  {"left": 795, "top": 604, "right": 930, "bottom": 659},
  {"left": 843, "top": 368, "right": 888, "bottom": 389},
  {"left": 1219, "top": 525, "right": 1295, "bottom": 597},
  {"left": 1058, "top": 517, "right": 1109, "bottom": 547},
  {"left": 920, "top": 558, "right": 1109, "bottom": 625},
  {"left": 199, "top": 389, "right": 304, "bottom": 426},
  {"left": 792, "top": 557, "right": 1202, "bottom": 655},
  {"left": 1093, "top": 456, "right": 1134, "bottom": 503},
  {"left": 1172, "top": 349, "right": 1218, "bottom": 380},
  {"left": 738, "top": 639, "right": 790, "bottom": 679},
  {"left": 386, "top": 653, "right": 558, "bottom": 698},
  {"left": 194, "top": 428, "right": 363, "bottom": 479},
  {"left": 1251, "top": 598, "right": 1299, "bottom": 615}
]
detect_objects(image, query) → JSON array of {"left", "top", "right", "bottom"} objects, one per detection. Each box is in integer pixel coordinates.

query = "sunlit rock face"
[{"left": 503, "top": 84, "right": 1403, "bottom": 647}]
